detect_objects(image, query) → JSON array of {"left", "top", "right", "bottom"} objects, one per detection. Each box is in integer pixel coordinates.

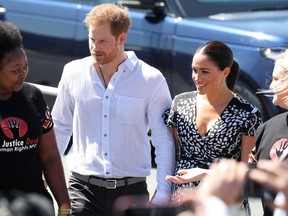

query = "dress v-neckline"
[{"left": 193, "top": 96, "right": 235, "bottom": 138}]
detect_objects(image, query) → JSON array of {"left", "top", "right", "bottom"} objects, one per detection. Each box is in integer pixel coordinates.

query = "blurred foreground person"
[
  {"left": 0, "top": 191, "right": 55, "bottom": 216},
  {"left": 0, "top": 21, "right": 70, "bottom": 215},
  {"left": 249, "top": 160, "right": 288, "bottom": 216},
  {"left": 179, "top": 159, "right": 288, "bottom": 216},
  {"left": 116, "top": 159, "right": 288, "bottom": 216},
  {"left": 117, "top": 159, "right": 249, "bottom": 216},
  {"left": 177, "top": 159, "right": 249, "bottom": 216}
]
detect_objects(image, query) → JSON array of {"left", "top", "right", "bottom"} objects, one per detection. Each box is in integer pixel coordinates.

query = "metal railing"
[{"left": 27, "top": 82, "right": 58, "bottom": 96}]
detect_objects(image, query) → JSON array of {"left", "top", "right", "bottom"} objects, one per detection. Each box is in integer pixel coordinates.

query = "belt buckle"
[{"left": 106, "top": 179, "right": 117, "bottom": 189}]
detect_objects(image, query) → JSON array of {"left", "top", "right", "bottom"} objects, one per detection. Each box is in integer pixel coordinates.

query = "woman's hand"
[{"left": 165, "top": 168, "right": 209, "bottom": 184}]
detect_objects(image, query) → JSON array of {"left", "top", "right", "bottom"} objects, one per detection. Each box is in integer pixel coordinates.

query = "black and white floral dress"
[{"left": 163, "top": 91, "right": 262, "bottom": 212}]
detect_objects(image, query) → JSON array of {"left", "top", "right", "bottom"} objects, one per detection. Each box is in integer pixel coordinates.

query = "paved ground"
[{"left": 55, "top": 157, "right": 264, "bottom": 216}]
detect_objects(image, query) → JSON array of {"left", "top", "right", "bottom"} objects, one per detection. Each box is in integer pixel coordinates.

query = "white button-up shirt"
[{"left": 52, "top": 51, "right": 175, "bottom": 204}]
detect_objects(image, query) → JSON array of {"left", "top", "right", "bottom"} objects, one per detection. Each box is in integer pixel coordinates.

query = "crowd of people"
[{"left": 0, "top": 2, "right": 287, "bottom": 216}]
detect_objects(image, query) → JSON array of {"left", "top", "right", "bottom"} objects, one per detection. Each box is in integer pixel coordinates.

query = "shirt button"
[
  {"left": 106, "top": 172, "right": 110, "bottom": 175},
  {"left": 106, "top": 96, "right": 109, "bottom": 99},
  {"left": 104, "top": 115, "right": 107, "bottom": 118},
  {"left": 104, "top": 134, "right": 107, "bottom": 137},
  {"left": 104, "top": 153, "right": 108, "bottom": 156}
]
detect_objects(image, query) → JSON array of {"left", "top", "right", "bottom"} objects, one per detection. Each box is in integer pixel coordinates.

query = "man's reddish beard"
[{"left": 91, "top": 51, "right": 106, "bottom": 64}]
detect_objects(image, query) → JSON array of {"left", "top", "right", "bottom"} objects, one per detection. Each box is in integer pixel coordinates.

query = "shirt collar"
[{"left": 123, "top": 51, "right": 138, "bottom": 72}]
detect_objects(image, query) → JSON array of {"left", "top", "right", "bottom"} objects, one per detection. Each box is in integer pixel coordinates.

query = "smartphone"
[
  {"left": 125, "top": 205, "right": 194, "bottom": 216},
  {"left": 113, "top": 195, "right": 193, "bottom": 216}
]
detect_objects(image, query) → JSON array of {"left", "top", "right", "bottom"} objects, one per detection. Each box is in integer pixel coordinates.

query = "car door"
[{"left": 0, "top": 0, "right": 83, "bottom": 54}]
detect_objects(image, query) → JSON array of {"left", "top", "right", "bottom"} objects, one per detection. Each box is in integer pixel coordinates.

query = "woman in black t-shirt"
[{"left": 0, "top": 21, "right": 71, "bottom": 215}]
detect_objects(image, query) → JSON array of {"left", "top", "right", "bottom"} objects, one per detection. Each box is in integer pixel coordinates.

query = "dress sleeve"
[
  {"left": 244, "top": 107, "right": 262, "bottom": 136},
  {"left": 162, "top": 91, "right": 197, "bottom": 128},
  {"left": 162, "top": 96, "right": 178, "bottom": 128}
]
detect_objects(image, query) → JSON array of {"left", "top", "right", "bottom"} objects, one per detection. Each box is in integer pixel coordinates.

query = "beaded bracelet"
[{"left": 58, "top": 207, "right": 72, "bottom": 215}]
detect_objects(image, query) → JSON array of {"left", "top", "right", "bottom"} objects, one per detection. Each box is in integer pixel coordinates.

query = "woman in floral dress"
[{"left": 163, "top": 41, "right": 262, "bottom": 215}]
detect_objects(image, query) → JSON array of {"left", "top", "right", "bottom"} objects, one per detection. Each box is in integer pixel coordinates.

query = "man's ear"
[{"left": 118, "top": 33, "right": 127, "bottom": 45}]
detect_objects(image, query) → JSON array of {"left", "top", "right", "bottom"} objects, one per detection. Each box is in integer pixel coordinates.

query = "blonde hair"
[
  {"left": 275, "top": 49, "right": 288, "bottom": 107},
  {"left": 275, "top": 49, "right": 288, "bottom": 72},
  {"left": 256, "top": 49, "right": 288, "bottom": 108},
  {"left": 85, "top": 3, "right": 131, "bottom": 38},
  {"left": 257, "top": 49, "right": 288, "bottom": 95}
]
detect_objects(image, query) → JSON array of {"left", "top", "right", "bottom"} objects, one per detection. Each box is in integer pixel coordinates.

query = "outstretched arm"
[
  {"left": 249, "top": 159, "right": 288, "bottom": 212},
  {"left": 166, "top": 168, "right": 211, "bottom": 184}
]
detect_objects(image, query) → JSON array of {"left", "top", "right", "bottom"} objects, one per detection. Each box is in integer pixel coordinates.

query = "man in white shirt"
[{"left": 51, "top": 3, "right": 175, "bottom": 216}]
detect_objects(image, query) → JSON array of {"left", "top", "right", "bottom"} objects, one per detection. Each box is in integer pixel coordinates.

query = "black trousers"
[{"left": 68, "top": 175, "right": 149, "bottom": 216}]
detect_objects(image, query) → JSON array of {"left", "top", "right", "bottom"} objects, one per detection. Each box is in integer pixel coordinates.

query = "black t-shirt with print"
[
  {"left": 255, "top": 111, "right": 288, "bottom": 161},
  {"left": 0, "top": 83, "right": 53, "bottom": 200},
  {"left": 254, "top": 111, "right": 288, "bottom": 216}
]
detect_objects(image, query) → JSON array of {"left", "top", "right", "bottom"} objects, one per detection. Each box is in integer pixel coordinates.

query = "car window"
[
  {"left": 47, "top": 0, "right": 114, "bottom": 3},
  {"left": 44, "top": 0, "right": 79, "bottom": 2},
  {"left": 177, "top": 0, "right": 288, "bottom": 17}
]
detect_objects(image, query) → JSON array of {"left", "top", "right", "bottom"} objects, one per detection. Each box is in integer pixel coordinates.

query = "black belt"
[{"left": 72, "top": 172, "right": 146, "bottom": 189}]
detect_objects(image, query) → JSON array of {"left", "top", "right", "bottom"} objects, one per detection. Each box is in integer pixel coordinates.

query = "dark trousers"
[{"left": 68, "top": 175, "right": 149, "bottom": 216}]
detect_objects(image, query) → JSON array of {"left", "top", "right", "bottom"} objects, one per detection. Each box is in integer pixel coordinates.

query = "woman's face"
[
  {"left": 0, "top": 48, "right": 28, "bottom": 100},
  {"left": 270, "top": 63, "right": 288, "bottom": 109},
  {"left": 191, "top": 52, "right": 229, "bottom": 95}
]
